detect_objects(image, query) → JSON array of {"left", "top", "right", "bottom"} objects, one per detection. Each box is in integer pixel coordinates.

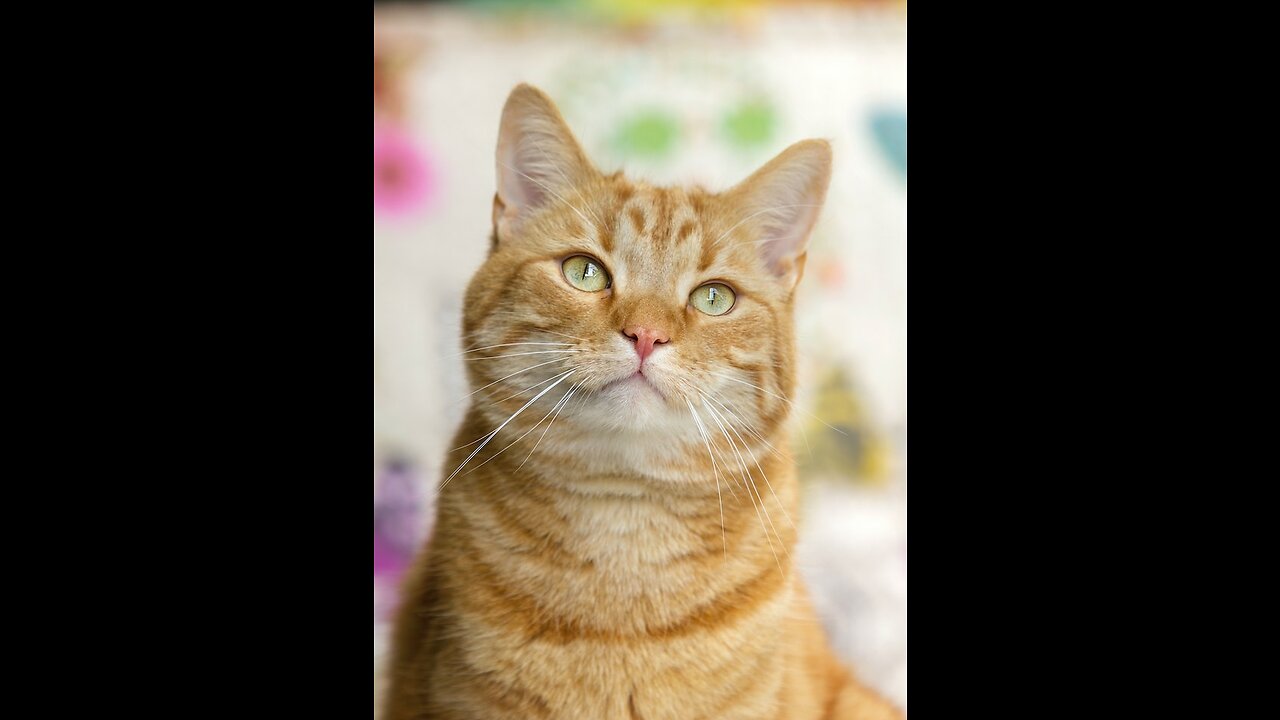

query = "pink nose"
[{"left": 622, "top": 325, "right": 670, "bottom": 364}]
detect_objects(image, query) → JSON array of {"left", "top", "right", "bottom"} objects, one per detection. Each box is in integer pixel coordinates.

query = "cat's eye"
[
  {"left": 562, "top": 255, "right": 611, "bottom": 292},
  {"left": 690, "top": 282, "right": 736, "bottom": 316}
]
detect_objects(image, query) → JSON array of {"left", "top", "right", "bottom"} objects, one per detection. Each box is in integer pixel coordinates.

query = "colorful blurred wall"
[{"left": 374, "top": 0, "right": 906, "bottom": 713}]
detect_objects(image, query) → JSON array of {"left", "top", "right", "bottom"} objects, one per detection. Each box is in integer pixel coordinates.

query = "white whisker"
[
  {"left": 709, "top": 371, "right": 848, "bottom": 436},
  {"left": 469, "top": 350, "right": 580, "bottom": 361},
  {"left": 438, "top": 370, "right": 575, "bottom": 491},
  {"left": 485, "top": 369, "right": 576, "bottom": 407},
  {"left": 462, "top": 358, "right": 570, "bottom": 401},
  {"left": 463, "top": 379, "right": 579, "bottom": 476},
  {"left": 694, "top": 388, "right": 796, "bottom": 532},
  {"left": 454, "top": 368, "right": 578, "bottom": 449},
  {"left": 537, "top": 328, "right": 590, "bottom": 343},
  {"left": 462, "top": 318, "right": 590, "bottom": 345},
  {"left": 697, "top": 389, "right": 789, "bottom": 462},
  {"left": 699, "top": 395, "right": 787, "bottom": 574},
  {"left": 456, "top": 342, "right": 574, "bottom": 356},
  {"left": 684, "top": 393, "right": 727, "bottom": 562},
  {"left": 515, "top": 380, "right": 583, "bottom": 474}
]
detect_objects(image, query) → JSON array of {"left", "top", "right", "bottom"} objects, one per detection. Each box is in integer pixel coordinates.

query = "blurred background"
[{"left": 373, "top": 0, "right": 906, "bottom": 713}]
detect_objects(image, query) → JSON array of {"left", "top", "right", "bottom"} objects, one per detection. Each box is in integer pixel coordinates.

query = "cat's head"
[{"left": 461, "top": 84, "right": 830, "bottom": 474}]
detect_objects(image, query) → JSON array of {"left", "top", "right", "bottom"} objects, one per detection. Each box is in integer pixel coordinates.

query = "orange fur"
[{"left": 382, "top": 85, "right": 903, "bottom": 720}]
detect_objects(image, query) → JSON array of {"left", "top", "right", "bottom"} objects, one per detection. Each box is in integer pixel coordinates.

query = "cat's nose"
[{"left": 622, "top": 325, "right": 670, "bottom": 364}]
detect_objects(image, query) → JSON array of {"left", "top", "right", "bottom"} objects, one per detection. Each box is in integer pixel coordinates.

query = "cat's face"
[{"left": 460, "top": 85, "right": 830, "bottom": 478}]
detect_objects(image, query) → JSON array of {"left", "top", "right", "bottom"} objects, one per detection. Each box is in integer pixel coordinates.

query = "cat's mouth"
[{"left": 603, "top": 371, "right": 666, "bottom": 400}]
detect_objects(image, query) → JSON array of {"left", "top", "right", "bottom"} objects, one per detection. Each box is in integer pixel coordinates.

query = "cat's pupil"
[{"left": 584, "top": 264, "right": 597, "bottom": 279}]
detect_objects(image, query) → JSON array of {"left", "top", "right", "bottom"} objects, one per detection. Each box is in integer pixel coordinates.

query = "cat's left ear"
[
  {"left": 724, "top": 139, "right": 832, "bottom": 290},
  {"left": 493, "top": 84, "right": 598, "bottom": 241}
]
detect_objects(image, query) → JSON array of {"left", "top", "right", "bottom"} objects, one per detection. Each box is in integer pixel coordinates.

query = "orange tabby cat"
[{"left": 383, "top": 84, "right": 903, "bottom": 720}]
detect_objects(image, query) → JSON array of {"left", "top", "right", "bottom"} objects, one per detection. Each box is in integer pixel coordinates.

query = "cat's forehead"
[{"left": 591, "top": 182, "right": 741, "bottom": 288}]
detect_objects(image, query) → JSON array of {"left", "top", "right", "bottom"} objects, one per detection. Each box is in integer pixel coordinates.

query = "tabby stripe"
[{"left": 450, "top": 521, "right": 791, "bottom": 645}]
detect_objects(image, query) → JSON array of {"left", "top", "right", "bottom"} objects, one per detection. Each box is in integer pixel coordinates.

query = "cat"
[{"left": 382, "top": 83, "right": 904, "bottom": 720}]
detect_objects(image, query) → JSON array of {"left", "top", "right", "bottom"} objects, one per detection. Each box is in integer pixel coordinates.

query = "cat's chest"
[
  {"left": 550, "top": 487, "right": 707, "bottom": 566},
  {"left": 431, "top": 477, "right": 796, "bottom": 719},
  {"left": 436, "top": 605, "right": 790, "bottom": 720}
]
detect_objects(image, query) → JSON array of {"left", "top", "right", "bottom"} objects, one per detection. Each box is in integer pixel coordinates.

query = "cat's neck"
[{"left": 437, "top": 407, "right": 800, "bottom": 637}]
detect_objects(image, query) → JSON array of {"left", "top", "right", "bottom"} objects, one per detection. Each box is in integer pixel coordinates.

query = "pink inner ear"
[
  {"left": 514, "top": 170, "right": 549, "bottom": 211},
  {"left": 728, "top": 139, "right": 832, "bottom": 282},
  {"left": 495, "top": 104, "right": 588, "bottom": 222},
  {"left": 757, "top": 203, "right": 819, "bottom": 278},
  {"left": 496, "top": 136, "right": 539, "bottom": 216}
]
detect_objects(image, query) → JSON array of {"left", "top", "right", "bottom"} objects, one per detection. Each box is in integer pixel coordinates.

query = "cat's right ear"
[{"left": 493, "top": 84, "right": 596, "bottom": 241}]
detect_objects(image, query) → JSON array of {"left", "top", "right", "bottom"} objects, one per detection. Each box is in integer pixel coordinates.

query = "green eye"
[
  {"left": 690, "top": 282, "right": 736, "bottom": 316},
  {"left": 562, "top": 255, "right": 611, "bottom": 292}
]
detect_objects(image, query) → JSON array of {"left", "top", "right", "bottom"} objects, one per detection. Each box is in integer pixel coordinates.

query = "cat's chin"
[
  {"left": 601, "top": 372, "right": 664, "bottom": 400},
  {"left": 579, "top": 374, "right": 684, "bottom": 433}
]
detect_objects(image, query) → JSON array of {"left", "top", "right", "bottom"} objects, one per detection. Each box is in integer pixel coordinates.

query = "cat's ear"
[
  {"left": 724, "top": 139, "right": 832, "bottom": 289},
  {"left": 493, "top": 84, "right": 597, "bottom": 239}
]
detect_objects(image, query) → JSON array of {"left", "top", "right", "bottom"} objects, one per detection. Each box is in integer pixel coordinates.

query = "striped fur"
[{"left": 382, "top": 85, "right": 903, "bottom": 720}]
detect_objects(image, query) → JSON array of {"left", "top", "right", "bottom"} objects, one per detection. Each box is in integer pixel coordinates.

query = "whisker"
[
  {"left": 438, "top": 370, "right": 575, "bottom": 491},
  {"left": 457, "top": 373, "right": 572, "bottom": 449},
  {"left": 696, "top": 389, "right": 790, "bottom": 462},
  {"left": 454, "top": 374, "right": 569, "bottom": 451},
  {"left": 461, "top": 318, "right": 589, "bottom": 345},
  {"left": 683, "top": 394, "right": 727, "bottom": 562},
  {"left": 462, "top": 358, "right": 570, "bottom": 401},
  {"left": 699, "top": 395, "right": 787, "bottom": 574},
  {"left": 515, "top": 380, "right": 583, "bottom": 474},
  {"left": 694, "top": 388, "right": 796, "bottom": 532},
  {"left": 463, "top": 379, "right": 579, "bottom": 476},
  {"left": 679, "top": 381, "right": 738, "bottom": 501},
  {"left": 536, "top": 328, "right": 590, "bottom": 343},
  {"left": 709, "top": 371, "right": 848, "bottom": 436},
  {"left": 485, "top": 369, "right": 576, "bottom": 408},
  {"left": 694, "top": 387, "right": 753, "bottom": 491},
  {"left": 456, "top": 342, "right": 574, "bottom": 356},
  {"left": 469, "top": 350, "right": 580, "bottom": 361},
  {"left": 798, "top": 420, "right": 814, "bottom": 459}
]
